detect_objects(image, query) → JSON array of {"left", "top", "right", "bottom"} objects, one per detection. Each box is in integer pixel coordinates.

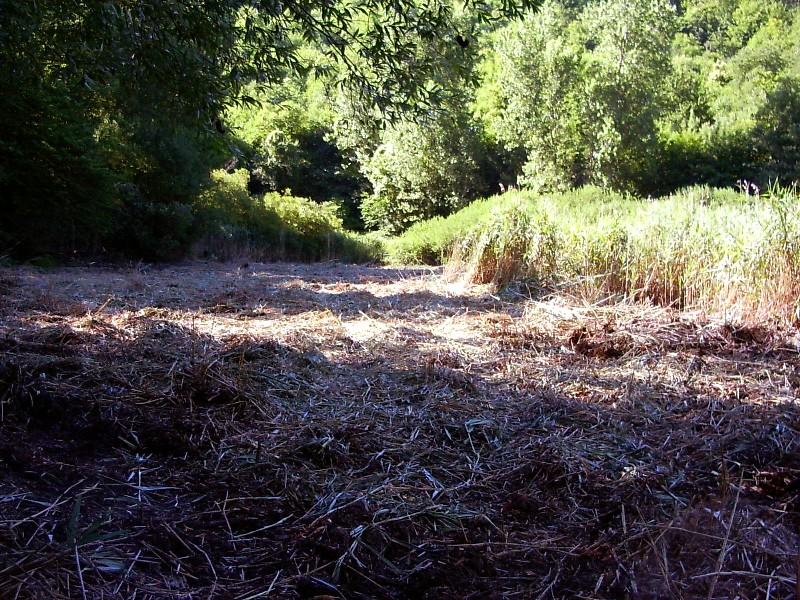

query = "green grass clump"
[
  {"left": 455, "top": 198, "right": 560, "bottom": 286},
  {"left": 393, "top": 184, "right": 800, "bottom": 322},
  {"left": 384, "top": 196, "right": 501, "bottom": 264},
  {"left": 194, "top": 169, "right": 383, "bottom": 263}
]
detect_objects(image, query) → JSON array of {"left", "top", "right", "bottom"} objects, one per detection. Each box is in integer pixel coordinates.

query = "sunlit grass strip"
[{"left": 392, "top": 185, "right": 800, "bottom": 323}]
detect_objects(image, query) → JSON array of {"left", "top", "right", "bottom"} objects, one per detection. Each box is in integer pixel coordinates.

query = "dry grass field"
[{"left": 1, "top": 261, "right": 799, "bottom": 599}]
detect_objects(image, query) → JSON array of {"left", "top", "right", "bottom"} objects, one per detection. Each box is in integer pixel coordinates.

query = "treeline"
[{"left": 2, "top": 0, "right": 799, "bottom": 261}]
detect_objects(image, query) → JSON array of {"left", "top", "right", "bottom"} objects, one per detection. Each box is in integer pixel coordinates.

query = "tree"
[
  {"left": 754, "top": 76, "right": 800, "bottom": 182},
  {"left": 0, "top": 81, "right": 120, "bottom": 256},
  {"left": 651, "top": 0, "right": 800, "bottom": 193},
  {"left": 327, "top": 8, "right": 507, "bottom": 233},
  {"left": 358, "top": 113, "right": 490, "bottom": 233},
  {"left": 480, "top": 0, "right": 676, "bottom": 194},
  {"left": 479, "top": 2, "right": 584, "bottom": 191},
  {"left": 579, "top": 0, "right": 677, "bottom": 192},
  {"left": 1, "top": 0, "right": 540, "bottom": 126},
  {"left": 0, "top": 0, "right": 539, "bottom": 257},
  {"left": 226, "top": 77, "right": 364, "bottom": 227}
]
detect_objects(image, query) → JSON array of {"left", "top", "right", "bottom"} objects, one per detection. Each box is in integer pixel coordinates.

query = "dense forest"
[{"left": 2, "top": 0, "right": 799, "bottom": 260}]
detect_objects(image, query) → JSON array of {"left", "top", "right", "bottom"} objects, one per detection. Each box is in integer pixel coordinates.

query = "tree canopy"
[
  {"left": 0, "top": 0, "right": 538, "bottom": 256},
  {"left": 2, "top": 0, "right": 800, "bottom": 257},
  {"left": 1, "top": 0, "right": 540, "bottom": 118}
]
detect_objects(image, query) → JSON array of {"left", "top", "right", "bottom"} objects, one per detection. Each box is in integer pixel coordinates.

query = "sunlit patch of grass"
[
  {"left": 392, "top": 185, "right": 800, "bottom": 323},
  {"left": 194, "top": 170, "right": 384, "bottom": 263},
  {"left": 384, "top": 196, "right": 501, "bottom": 265}
]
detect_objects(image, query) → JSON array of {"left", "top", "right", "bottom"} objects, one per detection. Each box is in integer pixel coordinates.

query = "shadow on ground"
[{"left": 1, "top": 262, "right": 799, "bottom": 599}]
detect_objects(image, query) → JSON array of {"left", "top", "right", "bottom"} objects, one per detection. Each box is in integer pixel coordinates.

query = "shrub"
[
  {"left": 193, "top": 169, "right": 382, "bottom": 263},
  {"left": 116, "top": 201, "right": 197, "bottom": 262}
]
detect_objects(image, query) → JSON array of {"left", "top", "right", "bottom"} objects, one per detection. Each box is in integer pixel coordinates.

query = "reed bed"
[
  {"left": 0, "top": 262, "right": 799, "bottom": 598},
  {"left": 394, "top": 185, "right": 800, "bottom": 326}
]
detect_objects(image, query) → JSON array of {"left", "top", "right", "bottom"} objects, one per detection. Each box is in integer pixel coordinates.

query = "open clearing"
[{"left": 1, "top": 261, "right": 799, "bottom": 599}]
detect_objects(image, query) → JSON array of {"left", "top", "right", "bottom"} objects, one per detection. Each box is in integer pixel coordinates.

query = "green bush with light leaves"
[{"left": 195, "top": 169, "right": 380, "bottom": 262}]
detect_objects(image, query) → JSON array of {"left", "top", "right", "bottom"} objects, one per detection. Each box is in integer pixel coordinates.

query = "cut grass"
[{"left": 1, "top": 262, "right": 798, "bottom": 598}]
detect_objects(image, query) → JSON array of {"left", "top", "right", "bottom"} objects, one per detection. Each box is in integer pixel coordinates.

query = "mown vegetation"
[
  {"left": 3, "top": 2, "right": 800, "bottom": 598},
  {"left": 3, "top": 263, "right": 799, "bottom": 599},
  {"left": 0, "top": 263, "right": 800, "bottom": 600}
]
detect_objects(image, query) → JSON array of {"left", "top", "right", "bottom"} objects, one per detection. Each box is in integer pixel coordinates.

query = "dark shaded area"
[{"left": 246, "top": 129, "right": 365, "bottom": 230}]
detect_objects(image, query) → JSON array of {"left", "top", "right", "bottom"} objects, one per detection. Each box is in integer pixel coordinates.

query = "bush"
[
  {"left": 193, "top": 169, "right": 382, "bottom": 263},
  {"left": 116, "top": 201, "right": 197, "bottom": 262}
]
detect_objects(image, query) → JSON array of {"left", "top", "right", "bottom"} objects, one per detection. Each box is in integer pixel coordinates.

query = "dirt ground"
[{"left": 1, "top": 261, "right": 799, "bottom": 599}]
